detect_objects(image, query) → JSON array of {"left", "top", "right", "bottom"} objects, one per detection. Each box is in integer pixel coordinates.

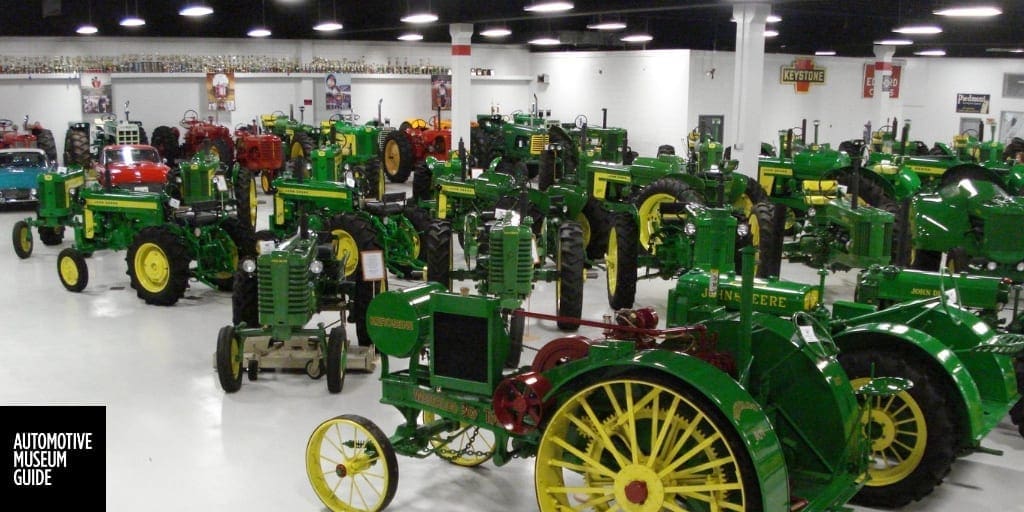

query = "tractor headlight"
[
  {"left": 736, "top": 222, "right": 750, "bottom": 237},
  {"left": 1016, "top": 262, "right": 1024, "bottom": 272},
  {"left": 807, "top": 207, "right": 816, "bottom": 217},
  {"left": 309, "top": 260, "right": 324, "bottom": 275},
  {"left": 194, "top": 227, "right": 202, "bottom": 237},
  {"left": 241, "top": 259, "right": 257, "bottom": 273},
  {"left": 684, "top": 222, "right": 697, "bottom": 236},
  {"left": 987, "top": 261, "right": 998, "bottom": 271}
]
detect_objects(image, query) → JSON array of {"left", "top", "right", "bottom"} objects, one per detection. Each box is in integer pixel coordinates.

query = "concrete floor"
[{"left": 1, "top": 182, "right": 1022, "bottom": 512}]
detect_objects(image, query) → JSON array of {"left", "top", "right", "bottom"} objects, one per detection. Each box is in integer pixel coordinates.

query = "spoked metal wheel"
[
  {"left": 535, "top": 377, "right": 759, "bottom": 512},
  {"left": 421, "top": 411, "right": 496, "bottom": 467},
  {"left": 306, "top": 414, "right": 399, "bottom": 512}
]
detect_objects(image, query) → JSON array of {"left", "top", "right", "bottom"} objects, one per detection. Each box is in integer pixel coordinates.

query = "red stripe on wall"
[{"left": 452, "top": 45, "right": 471, "bottom": 56}]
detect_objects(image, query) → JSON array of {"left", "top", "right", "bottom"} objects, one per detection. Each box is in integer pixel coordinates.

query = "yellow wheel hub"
[
  {"left": 606, "top": 228, "right": 618, "bottom": 296},
  {"left": 613, "top": 465, "right": 666, "bottom": 511},
  {"left": 332, "top": 229, "right": 359, "bottom": 277},
  {"left": 134, "top": 242, "right": 170, "bottom": 293},
  {"left": 384, "top": 139, "right": 401, "bottom": 174},
  {"left": 59, "top": 256, "right": 79, "bottom": 285},
  {"left": 851, "top": 377, "right": 928, "bottom": 487},
  {"left": 638, "top": 193, "right": 674, "bottom": 251},
  {"left": 17, "top": 226, "right": 31, "bottom": 253}
]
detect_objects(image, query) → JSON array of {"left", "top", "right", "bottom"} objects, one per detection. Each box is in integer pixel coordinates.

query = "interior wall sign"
[
  {"left": 956, "top": 93, "right": 991, "bottom": 114},
  {"left": 780, "top": 58, "right": 826, "bottom": 93},
  {"left": 863, "top": 63, "right": 902, "bottom": 98}
]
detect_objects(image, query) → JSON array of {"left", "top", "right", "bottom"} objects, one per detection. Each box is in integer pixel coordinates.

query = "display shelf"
[
  {"left": 471, "top": 75, "right": 533, "bottom": 82},
  {"left": 0, "top": 73, "right": 79, "bottom": 80}
]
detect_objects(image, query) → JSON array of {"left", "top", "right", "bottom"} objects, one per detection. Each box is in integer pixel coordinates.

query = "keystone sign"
[{"left": 780, "top": 58, "right": 826, "bottom": 93}]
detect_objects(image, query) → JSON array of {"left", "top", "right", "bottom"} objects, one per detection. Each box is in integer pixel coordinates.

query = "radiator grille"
[
  {"left": 530, "top": 134, "right": 549, "bottom": 155},
  {"left": 257, "top": 257, "right": 310, "bottom": 320},
  {"left": 433, "top": 312, "right": 489, "bottom": 383}
]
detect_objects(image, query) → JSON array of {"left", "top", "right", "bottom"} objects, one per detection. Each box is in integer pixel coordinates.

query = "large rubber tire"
[
  {"left": 733, "top": 175, "right": 769, "bottom": 271},
  {"left": 1011, "top": 356, "right": 1024, "bottom": 437},
  {"left": 207, "top": 218, "right": 256, "bottom": 291},
  {"left": 535, "top": 376, "right": 762, "bottom": 512},
  {"left": 411, "top": 164, "right": 433, "bottom": 202},
  {"left": 35, "top": 128, "right": 57, "bottom": 163},
  {"left": 288, "top": 132, "right": 315, "bottom": 177},
  {"left": 424, "top": 219, "right": 453, "bottom": 290},
  {"left": 753, "top": 201, "right": 782, "bottom": 278},
  {"left": 326, "top": 326, "right": 348, "bottom": 394},
  {"left": 57, "top": 248, "right": 88, "bottom": 292},
  {"left": 839, "top": 349, "right": 958, "bottom": 508},
  {"left": 151, "top": 126, "right": 179, "bottom": 164},
  {"left": 12, "top": 220, "right": 33, "bottom": 259},
  {"left": 216, "top": 325, "right": 243, "bottom": 393},
  {"left": 537, "top": 149, "right": 556, "bottom": 191},
  {"left": 327, "top": 214, "right": 384, "bottom": 347},
  {"left": 556, "top": 221, "right": 584, "bottom": 331},
  {"left": 382, "top": 130, "right": 415, "bottom": 183},
  {"left": 306, "top": 415, "right": 399, "bottom": 512},
  {"left": 836, "top": 171, "right": 907, "bottom": 267},
  {"left": 64, "top": 128, "right": 91, "bottom": 167},
  {"left": 632, "top": 177, "right": 704, "bottom": 253},
  {"left": 231, "top": 270, "right": 259, "bottom": 327},
  {"left": 126, "top": 227, "right": 190, "bottom": 306},
  {"left": 234, "top": 169, "right": 257, "bottom": 229},
  {"left": 38, "top": 226, "right": 65, "bottom": 246},
  {"left": 606, "top": 212, "right": 638, "bottom": 310},
  {"left": 403, "top": 205, "right": 433, "bottom": 259},
  {"left": 579, "top": 198, "right": 610, "bottom": 261},
  {"left": 548, "top": 126, "right": 578, "bottom": 176},
  {"left": 136, "top": 126, "right": 148, "bottom": 146}
]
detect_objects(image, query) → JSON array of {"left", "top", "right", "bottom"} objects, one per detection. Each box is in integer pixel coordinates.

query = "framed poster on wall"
[
  {"left": 431, "top": 74, "right": 451, "bottom": 110},
  {"left": 1003, "top": 73, "right": 1024, "bottom": 99},
  {"left": 80, "top": 73, "right": 112, "bottom": 114},
  {"left": 998, "top": 111, "right": 1024, "bottom": 144},
  {"left": 325, "top": 73, "right": 351, "bottom": 111},
  {"left": 206, "top": 72, "right": 236, "bottom": 111}
]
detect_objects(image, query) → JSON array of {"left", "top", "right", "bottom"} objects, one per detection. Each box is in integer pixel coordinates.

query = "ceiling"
[{"left": 2, "top": 1, "right": 1022, "bottom": 59}]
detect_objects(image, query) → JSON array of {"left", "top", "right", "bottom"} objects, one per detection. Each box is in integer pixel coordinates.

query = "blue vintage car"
[{"left": 0, "top": 148, "right": 51, "bottom": 204}]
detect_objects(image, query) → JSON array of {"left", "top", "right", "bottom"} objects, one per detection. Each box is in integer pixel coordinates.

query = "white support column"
[
  {"left": 449, "top": 23, "right": 473, "bottom": 153},
  {"left": 729, "top": 3, "right": 769, "bottom": 177},
  {"left": 872, "top": 44, "right": 897, "bottom": 132}
]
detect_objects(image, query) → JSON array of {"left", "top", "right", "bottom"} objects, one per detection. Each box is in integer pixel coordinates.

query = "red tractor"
[
  {"left": 155, "top": 110, "right": 235, "bottom": 169},
  {"left": 381, "top": 112, "right": 451, "bottom": 183},
  {"left": 233, "top": 122, "right": 284, "bottom": 194},
  {"left": 0, "top": 117, "right": 39, "bottom": 153}
]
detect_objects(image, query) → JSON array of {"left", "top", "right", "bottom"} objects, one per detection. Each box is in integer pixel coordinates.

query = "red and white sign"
[{"left": 863, "top": 63, "right": 901, "bottom": 98}]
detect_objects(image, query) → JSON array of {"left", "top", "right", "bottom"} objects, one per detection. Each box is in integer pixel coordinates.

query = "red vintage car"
[{"left": 93, "top": 144, "right": 170, "bottom": 192}]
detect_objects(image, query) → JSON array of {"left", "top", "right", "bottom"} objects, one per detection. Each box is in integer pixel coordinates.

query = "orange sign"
[{"left": 780, "top": 58, "right": 826, "bottom": 93}]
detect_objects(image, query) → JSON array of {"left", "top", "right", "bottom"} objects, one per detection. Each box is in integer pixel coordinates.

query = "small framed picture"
[{"left": 361, "top": 250, "right": 386, "bottom": 281}]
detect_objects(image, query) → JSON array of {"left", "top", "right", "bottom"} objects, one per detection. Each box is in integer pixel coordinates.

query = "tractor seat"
[
  {"left": 363, "top": 200, "right": 405, "bottom": 217},
  {"left": 174, "top": 210, "right": 220, "bottom": 227}
]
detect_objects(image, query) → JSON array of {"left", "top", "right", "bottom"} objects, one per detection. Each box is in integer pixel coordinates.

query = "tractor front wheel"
[
  {"left": 126, "top": 227, "right": 190, "bottom": 306},
  {"left": 411, "top": 165, "right": 433, "bottom": 202},
  {"left": 232, "top": 270, "right": 259, "bottom": 327},
  {"left": 752, "top": 202, "right": 781, "bottom": 278},
  {"left": 633, "top": 178, "right": 704, "bottom": 253},
  {"left": 580, "top": 198, "right": 610, "bottom": 261},
  {"left": 260, "top": 170, "right": 276, "bottom": 194},
  {"left": 57, "top": 248, "right": 88, "bottom": 292},
  {"left": 234, "top": 169, "right": 257, "bottom": 229},
  {"left": 424, "top": 220, "right": 453, "bottom": 290},
  {"left": 556, "top": 221, "right": 584, "bottom": 331},
  {"left": 606, "top": 212, "right": 638, "bottom": 310},
  {"left": 216, "top": 325, "right": 244, "bottom": 393},
  {"left": 306, "top": 415, "right": 399, "bottom": 512},
  {"left": 383, "top": 130, "right": 415, "bottom": 183},
  {"left": 326, "top": 326, "right": 348, "bottom": 394},
  {"left": 12, "top": 220, "right": 33, "bottom": 259}
]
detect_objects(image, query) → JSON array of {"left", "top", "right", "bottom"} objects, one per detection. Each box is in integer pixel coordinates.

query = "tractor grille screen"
[
  {"left": 530, "top": 134, "right": 549, "bottom": 155},
  {"left": 854, "top": 219, "right": 892, "bottom": 257},
  {"left": 433, "top": 312, "right": 489, "bottom": 383},
  {"left": 257, "top": 258, "right": 310, "bottom": 319}
]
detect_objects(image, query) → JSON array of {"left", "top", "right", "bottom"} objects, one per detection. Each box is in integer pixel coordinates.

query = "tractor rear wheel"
[
  {"left": 288, "top": 132, "right": 315, "bottom": 176},
  {"left": 57, "top": 248, "right": 88, "bottom": 292},
  {"left": 38, "top": 225, "right": 65, "bottom": 246},
  {"left": 306, "top": 415, "right": 399, "bottom": 512},
  {"left": 35, "top": 129, "right": 57, "bottom": 163},
  {"left": 126, "top": 227, "right": 190, "bottom": 306},
  {"left": 734, "top": 176, "right": 769, "bottom": 271},
  {"left": 633, "top": 178, "right": 704, "bottom": 254},
  {"left": 411, "top": 165, "right": 433, "bottom": 202},
  {"left": 606, "top": 212, "right": 639, "bottom": 310},
  {"left": 403, "top": 205, "right": 432, "bottom": 259},
  {"left": 424, "top": 220, "right": 453, "bottom": 290},
  {"left": 63, "top": 128, "right": 90, "bottom": 167},
  {"left": 234, "top": 169, "right": 257, "bottom": 229},
  {"left": 151, "top": 126, "right": 179, "bottom": 164},
  {"left": 535, "top": 376, "right": 761, "bottom": 512},
  {"left": 232, "top": 270, "right": 259, "bottom": 327},
  {"left": 12, "top": 220, "right": 33, "bottom": 259},
  {"left": 383, "top": 131, "right": 414, "bottom": 183},
  {"left": 751, "top": 201, "right": 781, "bottom": 278},
  {"left": 326, "top": 326, "right": 348, "bottom": 394},
  {"left": 840, "top": 349, "right": 957, "bottom": 508},
  {"left": 556, "top": 221, "right": 584, "bottom": 331},
  {"left": 538, "top": 149, "right": 556, "bottom": 191},
  {"left": 216, "top": 325, "right": 243, "bottom": 393},
  {"left": 580, "top": 198, "right": 610, "bottom": 261},
  {"left": 327, "top": 214, "right": 385, "bottom": 347},
  {"left": 207, "top": 218, "right": 256, "bottom": 291}
]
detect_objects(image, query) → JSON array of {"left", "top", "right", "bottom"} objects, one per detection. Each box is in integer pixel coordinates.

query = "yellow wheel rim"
[
  {"left": 248, "top": 183, "right": 258, "bottom": 227},
  {"left": 134, "top": 242, "right": 170, "bottom": 293},
  {"left": 851, "top": 377, "right": 928, "bottom": 487},
  {"left": 637, "top": 193, "right": 674, "bottom": 251},
  {"left": 229, "top": 332, "right": 241, "bottom": 380},
  {"left": 384, "top": 139, "right": 401, "bottom": 175},
  {"left": 332, "top": 229, "right": 360, "bottom": 277},
  {"left": 212, "top": 231, "right": 239, "bottom": 282},
  {"left": 59, "top": 255, "right": 79, "bottom": 286},
  {"left": 402, "top": 224, "right": 421, "bottom": 259},
  {"left": 422, "top": 411, "right": 495, "bottom": 467},
  {"left": 575, "top": 212, "right": 592, "bottom": 250},
  {"left": 734, "top": 193, "right": 761, "bottom": 274},
  {"left": 535, "top": 379, "right": 748, "bottom": 511},
  {"left": 290, "top": 140, "right": 306, "bottom": 159},
  {"left": 261, "top": 172, "right": 271, "bottom": 192},
  {"left": 306, "top": 418, "right": 392, "bottom": 512},
  {"left": 17, "top": 225, "right": 31, "bottom": 253},
  {"left": 606, "top": 228, "right": 618, "bottom": 297}
]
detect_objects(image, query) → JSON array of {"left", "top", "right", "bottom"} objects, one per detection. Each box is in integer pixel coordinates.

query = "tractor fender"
[
  {"left": 834, "top": 165, "right": 918, "bottom": 202},
  {"left": 1004, "top": 163, "right": 1024, "bottom": 195},
  {"left": 834, "top": 323, "right": 986, "bottom": 442},
  {"left": 542, "top": 349, "right": 789, "bottom": 511},
  {"left": 943, "top": 163, "right": 1003, "bottom": 189}
]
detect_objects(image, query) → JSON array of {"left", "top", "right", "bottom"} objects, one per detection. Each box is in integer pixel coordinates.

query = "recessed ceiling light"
[
  {"left": 987, "top": 48, "right": 1024, "bottom": 53},
  {"left": 934, "top": 5, "right": 1002, "bottom": 17},
  {"left": 398, "top": 33, "right": 424, "bottom": 41},
  {"left": 480, "top": 27, "right": 512, "bottom": 37},
  {"left": 766, "top": 14, "right": 782, "bottom": 23},
  {"left": 587, "top": 21, "right": 627, "bottom": 30},
  {"left": 815, "top": 50, "right": 836, "bottom": 56},
  {"left": 247, "top": 27, "right": 271, "bottom": 37},
  {"left": 314, "top": 21, "right": 343, "bottom": 31},
  {"left": 76, "top": 24, "right": 99, "bottom": 35},
  {"left": 119, "top": 16, "right": 145, "bottom": 27},
  {"left": 621, "top": 34, "right": 653, "bottom": 43},
  {"left": 914, "top": 49, "right": 947, "bottom": 56},
  {"left": 529, "top": 37, "right": 562, "bottom": 45},
  {"left": 874, "top": 39, "right": 913, "bottom": 45},
  {"left": 401, "top": 12, "right": 438, "bottom": 24},
  {"left": 179, "top": 4, "right": 213, "bottom": 16},
  {"left": 764, "top": 30, "right": 779, "bottom": 37},
  {"left": 893, "top": 24, "right": 942, "bottom": 34},
  {"left": 524, "top": 2, "right": 574, "bottom": 13}
]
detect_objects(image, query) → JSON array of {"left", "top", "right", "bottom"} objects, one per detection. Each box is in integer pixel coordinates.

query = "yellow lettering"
[{"left": 368, "top": 316, "right": 414, "bottom": 331}]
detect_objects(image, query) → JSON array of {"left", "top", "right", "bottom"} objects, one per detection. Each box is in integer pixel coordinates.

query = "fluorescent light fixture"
[
  {"left": 874, "top": 39, "right": 913, "bottom": 45},
  {"left": 529, "top": 37, "right": 561, "bottom": 45},
  {"left": 398, "top": 33, "right": 424, "bottom": 41},
  {"left": 815, "top": 50, "right": 836, "bottom": 56},
  {"left": 987, "top": 47, "right": 1024, "bottom": 53},
  {"left": 314, "top": 21, "right": 343, "bottom": 31},
  {"left": 914, "top": 49, "right": 946, "bottom": 56},
  {"left": 480, "top": 27, "right": 512, "bottom": 37},
  {"left": 767, "top": 14, "right": 782, "bottom": 23},
  {"left": 524, "top": 2, "right": 574, "bottom": 13},
  {"left": 934, "top": 5, "right": 1001, "bottom": 17},
  {"left": 247, "top": 27, "right": 271, "bottom": 37},
  {"left": 120, "top": 16, "right": 145, "bottom": 27},
  {"left": 893, "top": 24, "right": 942, "bottom": 34},
  {"left": 764, "top": 29, "right": 779, "bottom": 37},
  {"left": 179, "top": 4, "right": 213, "bottom": 16},
  {"left": 587, "top": 21, "right": 627, "bottom": 30},
  {"left": 621, "top": 33, "right": 653, "bottom": 43},
  {"left": 401, "top": 12, "right": 438, "bottom": 23},
  {"left": 76, "top": 24, "right": 99, "bottom": 35}
]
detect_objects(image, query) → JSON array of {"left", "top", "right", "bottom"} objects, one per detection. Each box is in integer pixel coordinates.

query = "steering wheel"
[
  {"left": 574, "top": 115, "right": 587, "bottom": 129},
  {"left": 0, "top": 118, "right": 13, "bottom": 129},
  {"left": 960, "top": 128, "right": 979, "bottom": 137},
  {"left": 329, "top": 113, "right": 343, "bottom": 122},
  {"left": 100, "top": 113, "right": 117, "bottom": 122},
  {"left": 791, "top": 312, "right": 838, "bottom": 359},
  {"left": 180, "top": 109, "right": 200, "bottom": 128}
]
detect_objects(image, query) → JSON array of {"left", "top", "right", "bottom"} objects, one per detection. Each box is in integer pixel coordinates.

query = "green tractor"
[
  {"left": 302, "top": 245, "right": 903, "bottom": 512},
  {"left": 469, "top": 108, "right": 573, "bottom": 179},
  {"left": 665, "top": 199, "right": 1023, "bottom": 508},
  {"left": 64, "top": 100, "right": 149, "bottom": 167},
  {"left": 257, "top": 109, "right": 320, "bottom": 193},
  {"left": 216, "top": 216, "right": 375, "bottom": 394},
  {"left": 315, "top": 113, "right": 388, "bottom": 201}
]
